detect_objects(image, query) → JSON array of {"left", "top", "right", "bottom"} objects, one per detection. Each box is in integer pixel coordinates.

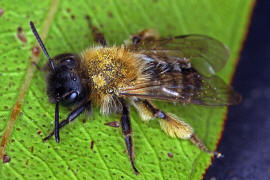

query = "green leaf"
[{"left": 0, "top": 0, "right": 254, "bottom": 179}]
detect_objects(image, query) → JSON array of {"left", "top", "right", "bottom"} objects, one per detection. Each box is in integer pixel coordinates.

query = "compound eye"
[
  {"left": 61, "top": 58, "right": 76, "bottom": 67},
  {"left": 63, "top": 91, "right": 78, "bottom": 105},
  {"left": 64, "top": 58, "right": 72, "bottom": 63}
]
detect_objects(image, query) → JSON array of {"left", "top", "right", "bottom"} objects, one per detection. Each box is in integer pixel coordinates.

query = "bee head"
[
  {"left": 46, "top": 53, "right": 88, "bottom": 106},
  {"left": 30, "top": 21, "right": 89, "bottom": 106}
]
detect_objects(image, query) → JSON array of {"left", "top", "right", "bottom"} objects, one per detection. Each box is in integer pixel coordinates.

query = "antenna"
[{"left": 29, "top": 21, "right": 55, "bottom": 72}]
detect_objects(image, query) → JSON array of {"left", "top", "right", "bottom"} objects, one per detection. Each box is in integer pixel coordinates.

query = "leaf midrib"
[{"left": 0, "top": 0, "right": 60, "bottom": 160}]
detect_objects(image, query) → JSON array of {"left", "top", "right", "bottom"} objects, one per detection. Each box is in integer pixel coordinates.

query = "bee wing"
[
  {"left": 119, "top": 72, "right": 241, "bottom": 106},
  {"left": 132, "top": 34, "right": 230, "bottom": 77},
  {"left": 121, "top": 34, "right": 240, "bottom": 105}
]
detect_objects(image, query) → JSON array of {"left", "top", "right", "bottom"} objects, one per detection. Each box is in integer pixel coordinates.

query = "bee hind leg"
[
  {"left": 119, "top": 98, "right": 139, "bottom": 175},
  {"left": 189, "top": 133, "right": 223, "bottom": 158},
  {"left": 131, "top": 99, "right": 222, "bottom": 158}
]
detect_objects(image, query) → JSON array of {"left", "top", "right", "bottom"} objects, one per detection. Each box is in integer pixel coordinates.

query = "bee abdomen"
[{"left": 181, "top": 68, "right": 202, "bottom": 99}]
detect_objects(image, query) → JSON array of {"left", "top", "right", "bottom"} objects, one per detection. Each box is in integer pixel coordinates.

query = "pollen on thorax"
[
  {"left": 81, "top": 46, "right": 147, "bottom": 95},
  {"left": 92, "top": 73, "right": 106, "bottom": 88}
]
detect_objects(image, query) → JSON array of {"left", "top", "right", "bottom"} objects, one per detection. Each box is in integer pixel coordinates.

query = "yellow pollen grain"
[
  {"left": 96, "top": 50, "right": 114, "bottom": 70},
  {"left": 92, "top": 74, "right": 106, "bottom": 88}
]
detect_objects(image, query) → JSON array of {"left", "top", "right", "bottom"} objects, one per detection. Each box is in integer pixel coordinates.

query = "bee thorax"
[{"left": 81, "top": 46, "right": 147, "bottom": 112}]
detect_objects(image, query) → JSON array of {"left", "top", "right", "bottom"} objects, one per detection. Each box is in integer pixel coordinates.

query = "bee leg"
[
  {"left": 124, "top": 29, "right": 160, "bottom": 47},
  {"left": 54, "top": 101, "right": 60, "bottom": 143},
  {"left": 31, "top": 61, "right": 42, "bottom": 70},
  {"left": 131, "top": 99, "right": 222, "bottom": 157},
  {"left": 31, "top": 61, "right": 48, "bottom": 72},
  {"left": 43, "top": 101, "right": 91, "bottom": 142},
  {"left": 132, "top": 29, "right": 159, "bottom": 45},
  {"left": 119, "top": 98, "right": 139, "bottom": 175}
]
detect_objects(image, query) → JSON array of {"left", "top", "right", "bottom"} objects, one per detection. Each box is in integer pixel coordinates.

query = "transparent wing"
[
  {"left": 121, "top": 34, "right": 239, "bottom": 105},
  {"left": 132, "top": 34, "right": 230, "bottom": 77},
  {"left": 120, "top": 71, "right": 241, "bottom": 106}
]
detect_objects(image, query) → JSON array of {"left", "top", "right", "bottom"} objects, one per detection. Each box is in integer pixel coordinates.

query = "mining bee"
[{"left": 30, "top": 22, "right": 240, "bottom": 175}]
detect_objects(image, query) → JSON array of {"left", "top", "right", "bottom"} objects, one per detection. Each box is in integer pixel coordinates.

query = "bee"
[{"left": 30, "top": 22, "right": 240, "bottom": 175}]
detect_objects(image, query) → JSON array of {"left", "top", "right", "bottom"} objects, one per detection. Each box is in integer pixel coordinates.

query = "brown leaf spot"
[
  {"left": 167, "top": 152, "right": 173, "bottom": 158},
  {"left": 30, "top": 146, "right": 34, "bottom": 153},
  {"left": 90, "top": 140, "right": 94, "bottom": 150},
  {"left": 107, "top": 11, "right": 114, "bottom": 18},
  {"left": 17, "top": 27, "right": 27, "bottom": 43},
  {"left": 104, "top": 121, "right": 120, "bottom": 128},
  {"left": 85, "top": 15, "right": 106, "bottom": 46},
  {"left": 3, "top": 154, "right": 11, "bottom": 163},
  {"left": 32, "top": 46, "right": 40, "bottom": 57}
]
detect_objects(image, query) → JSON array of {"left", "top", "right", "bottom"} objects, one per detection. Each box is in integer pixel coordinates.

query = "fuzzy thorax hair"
[{"left": 81, "top": 46, "right": 148, "bottom": 114}]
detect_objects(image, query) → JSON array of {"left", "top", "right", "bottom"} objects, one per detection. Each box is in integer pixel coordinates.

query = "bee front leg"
[
  {"left": 131, "top": 99, "right": 222, "bottom": 158},
  {"left": 43, "top": 101, "right": 91, "bottom": 142},
  {"left": 119, "top": 98, "right": 139, "bottom": 175}
]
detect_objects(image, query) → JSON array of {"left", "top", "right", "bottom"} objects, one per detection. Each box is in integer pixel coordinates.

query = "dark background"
[{"left": 205, "top": 1, "right": 270, "bottom": 180}]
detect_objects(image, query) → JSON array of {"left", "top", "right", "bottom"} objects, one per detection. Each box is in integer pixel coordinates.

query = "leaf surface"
[{"left": 0, "top": 0, "right": 254, "bottom": 179}]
